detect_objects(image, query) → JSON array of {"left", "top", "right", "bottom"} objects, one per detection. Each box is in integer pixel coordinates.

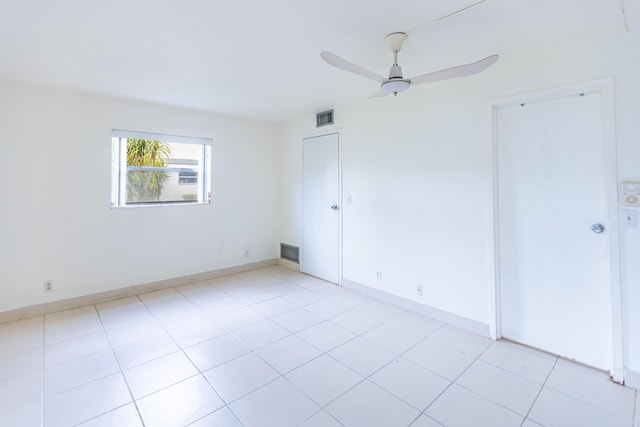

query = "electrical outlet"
[
  {"left": 376, "top": 271, "right": 382, "bottom": 281},
  {"left": 44, "top": 280, "right": 53, "bottom": 293},
  {"left": 243, "top": 247, "right": 250, "bottom": 257},
  {"left": 416, "top": 284, "right": 423, "bottom": 297}
]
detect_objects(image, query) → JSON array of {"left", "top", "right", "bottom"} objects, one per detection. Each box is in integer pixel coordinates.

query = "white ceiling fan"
[{"left": 320, "top": 1, "right": 499, "bottom": 97}]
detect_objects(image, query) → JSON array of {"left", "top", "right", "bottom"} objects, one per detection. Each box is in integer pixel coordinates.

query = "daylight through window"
[{"left": 111, "top": 130, "right": 212, "bottom": 207}]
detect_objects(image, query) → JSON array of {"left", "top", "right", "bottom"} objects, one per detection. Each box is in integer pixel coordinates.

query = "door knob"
[
  {"left": 331, "top": 205, "right": 339, "bottom": 211},
  {"left": 591, "top": 223, "right": 605, "bottom": 233}
]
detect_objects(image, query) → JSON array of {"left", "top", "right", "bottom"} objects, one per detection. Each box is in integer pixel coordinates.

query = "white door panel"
[
  {"left": 302, "top": 133, "right": 340, "bottom": 283},
  {"left": 497, "top": 92, "right": 612, "bottom": 370}
]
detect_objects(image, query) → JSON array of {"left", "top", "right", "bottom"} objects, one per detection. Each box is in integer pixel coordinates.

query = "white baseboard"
[
  {"left": 624, "top": 368, "right": 640, "bottom": 390},
  {"left": 0, "top": 259, "right": 278, "bottom": 324},
  {"left": 277, "top": 258, "right": 300, "bottom": 271},
  {"left": 342, "top": 279, "right": 491, "bottom": 338}
]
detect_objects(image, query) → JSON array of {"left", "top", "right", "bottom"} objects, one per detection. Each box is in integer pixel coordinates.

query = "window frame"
[{"left": 111, "top": 129, "right": 212, "bottom": 208}]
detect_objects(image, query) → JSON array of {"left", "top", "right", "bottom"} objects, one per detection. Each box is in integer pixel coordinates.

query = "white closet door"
[
  {"left": 302, "top": 133, "right": 340, "bottom": 283},
  {"left": 497, "top": 92, "right": 612, "bottom": 370}
]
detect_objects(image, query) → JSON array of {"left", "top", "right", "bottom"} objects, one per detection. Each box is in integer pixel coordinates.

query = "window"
[{"left": 111, "top": 130, "right": 212, "bottom": 207}]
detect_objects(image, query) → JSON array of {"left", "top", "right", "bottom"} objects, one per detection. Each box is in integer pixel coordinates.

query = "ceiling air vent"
[{"left": 316, "top": 110, "right": 334, "bottom": 127}]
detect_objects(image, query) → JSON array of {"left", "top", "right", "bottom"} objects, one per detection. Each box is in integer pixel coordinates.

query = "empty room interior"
[{"left": 1, "top": 0, "right": 640, "bottom": 426}]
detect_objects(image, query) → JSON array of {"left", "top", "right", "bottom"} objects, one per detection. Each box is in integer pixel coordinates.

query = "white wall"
[
  {"left": 0, "top": 81, "right": 280, "bottom": 313},
  {"left": 279, "top": 30, "right": 640, "bottom": 370}
]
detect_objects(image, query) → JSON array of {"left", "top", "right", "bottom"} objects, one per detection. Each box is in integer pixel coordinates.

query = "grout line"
[
  {"left": 94, "top": 299, "right": 147, "bottom": 427},
  {"left": 521, "top": 355, "right": 559, "bottom": 425},
  {"left": 40, "top": 314, "right": 45, "bottom": 427}
]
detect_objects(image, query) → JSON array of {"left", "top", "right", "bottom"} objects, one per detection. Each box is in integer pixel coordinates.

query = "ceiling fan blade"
[
  {"left": 367, "top": 90, "right": 390, "bottom": 99},
  {"left": 321, "top": 51, "right": 386, "bottom": 83},
  {"left": 407, "top": 0, "right": 488, "bottom": 34},
  {"left": 410, "top": 54, "right": 499, "bottom": 86}
]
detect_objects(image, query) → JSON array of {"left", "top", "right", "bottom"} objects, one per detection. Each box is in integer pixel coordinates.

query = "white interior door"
[
  {"left": 497, "top": 91, "right": 613, "bottom": 370},
  {"left": 302, "top": 133, "right": 340, "bottom": 283}
]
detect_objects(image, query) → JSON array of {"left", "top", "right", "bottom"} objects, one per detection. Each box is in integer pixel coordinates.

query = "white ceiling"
[{"left": 0, "top": 0, "right": 635, "bottom": 122}]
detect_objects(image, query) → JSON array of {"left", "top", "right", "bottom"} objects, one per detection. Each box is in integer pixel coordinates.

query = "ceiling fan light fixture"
[{"left": 381, "top": 79, "right": 410, "bottom": 95}]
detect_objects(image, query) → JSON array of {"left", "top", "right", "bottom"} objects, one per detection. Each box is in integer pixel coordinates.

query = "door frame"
[
  {"left": 300, "top": 129, "right": 343, "bottom": 285},
  {"left": 487, "top": 78, "right": 624, "bottom": 382}
]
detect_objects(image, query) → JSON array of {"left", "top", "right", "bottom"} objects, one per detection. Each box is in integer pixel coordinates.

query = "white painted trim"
[
  {"left": 277, "top": 258, "right": 300, "bottom": 271},
  {"left": 623, "top": 368, "right": 640, "bottom": 390},
  {"left": 0, "top": 259, "right": 278, "bottom": 325},
  {"left": 300, "top": 130, "right": 343, "bottom": 285},
  {"left": 488, "top": 78, "right": 625, "bottom": 382},
  {"left": 342, "top": 279, "right": 492, "bottom": 338}
]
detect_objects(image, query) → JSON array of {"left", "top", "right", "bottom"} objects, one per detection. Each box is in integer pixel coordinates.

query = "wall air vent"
[
  {"left": 316, "top": 110, "right": 334, "bottom": 127},
  {"left": 280, "top": 243, "right": 300, "bottom": 264}
]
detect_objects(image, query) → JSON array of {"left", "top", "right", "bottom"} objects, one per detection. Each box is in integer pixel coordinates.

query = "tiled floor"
[{"left": 0, "top": 266, "right": 637, "bottom": 426}]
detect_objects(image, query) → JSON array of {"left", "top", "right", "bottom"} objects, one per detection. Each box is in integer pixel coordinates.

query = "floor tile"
[
  {"left": 456, "top": 360, "right": 541, "bottom": 415},
  {"left": 0, "top": 399, "right": 42, "bottom": 427},
  {"left": 363, "top": 311, "right": 443, "bottom": 354},
  {"left": 529, "top": 387, "right": 628, "bottom": 427},
  {"left": 224, "top": 285, "right": 275, "bottom": 305},
  {"left": 255, "top": 334, "right": 323, "bottom": 374},
  {"left": 272, "top": 308, "right": 323, "bottom": 333},
  {"left": 184, "top": 333, "right": 250, "bottom": 371},
  {"left": 480, "top": 340, "right": 557, "bottom": 384},
  {"left": 250, "top": 297, "right": 298, "bottom": 317},
  {"left": 0, "top": 347, "right": 43, "bottom": 381},
  {"left": 138, "top": 288, "right": 194, "bottom": 314},
  {"left": 215, "top": 307, "right": 265, "bottom": 331},
  {"left": 297, "top": 320, "right": 356, "bottom": 352},
  {"left": 44, "top": 331, "right": 111, "bottom": 367},
  {"left": 427, "top": 325, "right": 493, "bottom": 357},
  {"left": 175, "top": 281, "right": 227, "bottom": 304},
  {"left": 230, "top": 378, "right": 320, "bottom": 427},
  {"left": 403, "top": 338, "right": 475, "bottom": 380},
  {"left": 426, "top": 383, "right": 523, "bottom": 427},
  {"left": 112, "top": 331, "right": 179, "bottom": 369},
  {"left": 45, "top": 348, "right": 120, "bottom": 395},
  {"left": 153, "top": 305, "right": 209, "bottom": 330},
  {"left": 545, "top": 360, "right": 635, "bottom": 423},
  {"left": 263, "top": 282, "right": 303, "bottom": 296},
  {"left": 288, "top": 275, "right": 330, "bottom": 289},
  {"left": 0, "top": 317, "right": 43, "bottom": 357},
  {"left": 330, "top": 301, "right": 403, "bottom": 335},
  {"left": 232, "top": 319, "right": 291, "bottom": 349},
  {"left": 77, "top": 403, "right": 143, "bottom": 426},
  {"left": 166, "top": 316, "right": 226, "bottom": 348},
  {"left": 1, "top": 267, "right": 636, "bottom": 427},
  {"left": 45, "top": 305, "right": 104, "bottom": 344},
  {"left": 369, "top": 358, "right": 450, "bottom": 411},
  {"left": 95, "top": 296, "right": 146, "bottom": 314},
  {"left": 188, "top": 406, "right": 242, "bottom": 427},
  {"left": 326, "top": 380, "right": 420, "bottom": 427},
  {"left": 329, "top": 337, "right": 396, "bottom": 377},
  {"left": 634, "top": 390, "right": 640, "bottom": 427},
  {"left": 136, "top": 375, "right": 224, "bottom": 427},
  {"left": 204, "top": 353, "right": 279, "bottom": 402},
  {"left": 303, "top": 297, "right": 355, "bottom": 319},
  {"left": 99, "top": 312, "right": 162, "bottom": 344},
  {"left": 299, "top": 410, "right": 344, "bottom": 427},
  {"left": 282, "top": 289, "right": 326, "bottom": 306},
  {"left": 196, "top": 296, "right": 244, "bottom": 317},
  {"left": 44, "top": 373, "right": 132, "bottom": 426},
  {"left": 124, "top": 350, "right": 198, "bottom": 399},
  {"left": 410, "top": 414, "right": 443, "bottom": 426},
  {"left": 0, "top": 370, "right": 42, "bottom": 413},
  {"left": 286, "top": 354, "right": 363, "bottom": 406}
]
